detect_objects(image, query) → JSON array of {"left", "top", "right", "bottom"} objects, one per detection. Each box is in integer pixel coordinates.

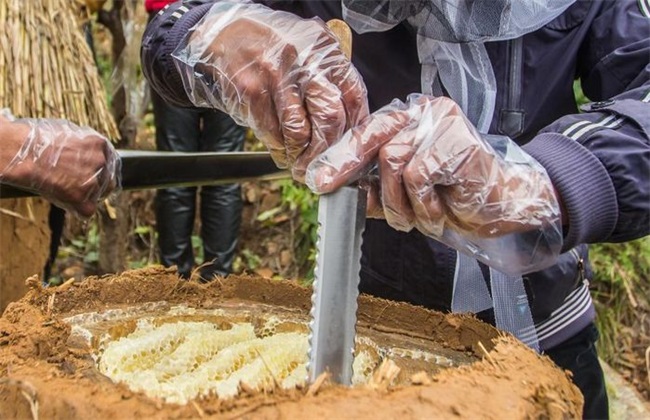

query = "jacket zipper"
[
  {"left": 569, "top": 247, "right": 586, "bottom": 287},
  {"left": 498, "top": 38, "right": 525, "bottom": 138},
  {"left": 507, "top": 38, "right": 523, "bottom": 111}
]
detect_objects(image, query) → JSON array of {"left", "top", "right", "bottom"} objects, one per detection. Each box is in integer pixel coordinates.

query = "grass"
[{"left": 591, "top": 238, "right": 650, "bottom": 365}]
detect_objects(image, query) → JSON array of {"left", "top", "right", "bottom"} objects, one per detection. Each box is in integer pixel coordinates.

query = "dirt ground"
[{"left": 0, "top": 267, "right": 583, "bottom": 419}]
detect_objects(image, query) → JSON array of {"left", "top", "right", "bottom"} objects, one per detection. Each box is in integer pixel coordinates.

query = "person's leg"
[
  {"left": 42, "top": 205, "right": 66, "bottom": 284},
  {"left": 151, "top": 90, "right": 201, "bottom": 278},
  {"left": 197, "top": 110, "right": 245, "bottom": 280},
  {"left": 544, "top": 322, "right": 609, "bottom": 420}
]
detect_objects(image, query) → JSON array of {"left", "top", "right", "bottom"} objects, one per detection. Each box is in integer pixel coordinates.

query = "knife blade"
[
  {"left": 307, "top": 19, "right": 365, "bottom": 385},
  {"left": 308, "top": 184, "right": 366, "bottom": 384},
  {"left": 0, "top": 150, "right": 288, "bottom": 199}
]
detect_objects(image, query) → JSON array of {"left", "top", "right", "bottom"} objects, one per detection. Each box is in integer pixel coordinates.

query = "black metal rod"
[{"left": 0, "top": 150, "right": 289, "bottom": 199}]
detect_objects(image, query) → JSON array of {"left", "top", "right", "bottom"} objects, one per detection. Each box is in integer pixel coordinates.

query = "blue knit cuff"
[
  {"left": 523, "top": 132, "right": 618, "bottom": 251},
  {"left": 141, "top": 2, "right": 215, "bottom": 108}
]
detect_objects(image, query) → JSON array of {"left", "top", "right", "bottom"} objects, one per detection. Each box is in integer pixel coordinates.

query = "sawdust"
[{"left": 0, "top": 266, "right": 583, "bottom": 419}]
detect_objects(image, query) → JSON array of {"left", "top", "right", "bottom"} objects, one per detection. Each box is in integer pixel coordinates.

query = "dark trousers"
[
  {"left": 544, "top": 322, "right": 609, "bottom": 420},
  {"left": 151, "top": 90, "right": 245, "bottom": 280},
  {"left": 42, "top": 205, "right": 66, "bottom": 283}
]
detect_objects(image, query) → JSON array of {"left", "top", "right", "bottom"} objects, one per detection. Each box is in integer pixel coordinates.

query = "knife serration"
[{"left": 308, "top": 184, "right": 367, "bottom": 385}]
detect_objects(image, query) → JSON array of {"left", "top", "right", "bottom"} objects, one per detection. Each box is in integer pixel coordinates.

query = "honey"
[{"left": 64, "top": 303, "right": 469, "bottom": 405}]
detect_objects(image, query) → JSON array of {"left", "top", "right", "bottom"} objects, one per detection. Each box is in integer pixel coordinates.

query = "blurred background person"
[{"left": 145, "top": 0, "right": 246, "bottom": 281}]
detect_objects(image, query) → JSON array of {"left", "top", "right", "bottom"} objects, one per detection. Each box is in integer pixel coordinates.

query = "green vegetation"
[
  {"left": 573, "top": 79, "right": 588, "bottom": 105},
  {"left": 591, "top": 238, "right": 650, "bottom": 363},
  {"left": 54, "top": 222, "right": 101, "bottom": 283},
  {"left": 278, "top": 179, "right": 319, "bottom": 283}
]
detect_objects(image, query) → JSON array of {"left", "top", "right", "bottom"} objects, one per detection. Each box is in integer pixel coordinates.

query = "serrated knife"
[{"left": 308, "top": 19, "right": 366, "bottom": 385}]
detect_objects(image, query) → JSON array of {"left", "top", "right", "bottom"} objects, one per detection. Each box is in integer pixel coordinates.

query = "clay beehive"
[{"left": 0, "top": 267, "right": 583, "bottom": 419}]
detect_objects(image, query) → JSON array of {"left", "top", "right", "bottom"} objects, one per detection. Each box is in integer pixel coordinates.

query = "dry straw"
[{"left": 0, "top": 0, "right": 118, "bottom": 139}]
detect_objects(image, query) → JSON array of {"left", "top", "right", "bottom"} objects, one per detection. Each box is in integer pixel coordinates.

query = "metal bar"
[{"left": 0, "top": 150, "right": 289, "bottom": 199}]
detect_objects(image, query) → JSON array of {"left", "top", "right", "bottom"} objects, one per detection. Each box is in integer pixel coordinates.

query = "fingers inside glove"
[
  {"left": 389, "top": 97, "right": 473, "bottom": 235},
  {"left": 333, "top": 62, "right": 369, "bottom": 127},
  {"left": 238, "top": 69, "right": 286, "bottom": 167},
  {"left": 363, "top": 176, "right": 385, "bottom": 219},
  {"left": 292, "top": 78, "right": 346, "bottom": 182},
  {"left": 274, "top": 81, "right": 311, "bottom": 165},
  {"left": 306, "top": 101, "right": 412, "bottom": 193},
  {"left": 377, "top": 135, "right": 418, "bottom": 231}
]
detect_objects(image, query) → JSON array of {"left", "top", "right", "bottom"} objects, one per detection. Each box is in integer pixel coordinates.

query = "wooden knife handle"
[{"left": 327, "top": 19, "right": 352, "bottom": 59}]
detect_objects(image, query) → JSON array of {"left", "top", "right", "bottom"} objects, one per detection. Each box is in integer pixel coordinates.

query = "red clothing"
[{"left": 145, "top": 0, "right": 175, "bottom": 13}]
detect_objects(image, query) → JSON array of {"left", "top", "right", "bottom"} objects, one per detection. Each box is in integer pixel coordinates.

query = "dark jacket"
[{"left": 141, "top": 0, "right": 650, "bottom": 350}]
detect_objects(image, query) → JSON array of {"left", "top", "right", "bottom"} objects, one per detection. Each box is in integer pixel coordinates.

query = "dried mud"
[
  {"left": 0, "top": 266, "right": 583, "bottom": 419},
  {"left": 0, "top": 198, "right": 51, "bottom": 313}
]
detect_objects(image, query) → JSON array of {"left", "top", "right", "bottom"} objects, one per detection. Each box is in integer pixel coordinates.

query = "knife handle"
[{"left": 327, "top": 19, "right": 353, "bottom": 59}]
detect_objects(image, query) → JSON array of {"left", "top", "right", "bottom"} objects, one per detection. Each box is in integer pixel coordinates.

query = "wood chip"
[
  {"left": 57, "top": 278, "right": 77, "bottom": 291},
  {"left": 367, "top": 359, "right": 400, "bottom": 392},
  {"left": 46, "top": 292, "right": 56, "bottom": 315},
  {"left": 191, "top": 400, "right": 206, "bottom": 418},
  {"left": 306, "top": 371, "right": 330, "bottom": 397},
  {"left": 238, "top": 381, "right": 256, "bottom": 396},
  {"left": 410, "top": 371, "right": 432, "bottom": 386},
  {"left": 255, "top": 268, "right": 274, "bottom": 279}
]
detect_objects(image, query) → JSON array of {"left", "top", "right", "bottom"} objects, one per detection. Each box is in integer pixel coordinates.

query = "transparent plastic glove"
[
  {"left": 0, "top": 114, "right": 120, "bottom": 218},
  {"left": 172, "top": 2, "right": 369, "bottom": 181},
  {"left": 306, "top": 94, "right": 563, "bottom": 275}
]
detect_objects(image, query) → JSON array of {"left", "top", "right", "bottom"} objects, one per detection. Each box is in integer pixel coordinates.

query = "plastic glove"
[
  {"left": 306, "top": 94, "right": 563, "bottom": 275},
  {"left": 0, "top": 113, "right": 120, "bottom": 218},
  {"left": 172, "top": 2, "right": 368, "bottom": 181}
]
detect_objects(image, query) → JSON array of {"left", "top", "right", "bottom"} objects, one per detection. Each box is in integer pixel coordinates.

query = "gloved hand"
[
  {"left": 0, "top": 113, "right": 120, "bottom": 218},
  {"left": 173, "top": 2, "right": 369, "bottom": 181},
  {"left": 306, "top": 94, "right": 563, "bottom": 274}
]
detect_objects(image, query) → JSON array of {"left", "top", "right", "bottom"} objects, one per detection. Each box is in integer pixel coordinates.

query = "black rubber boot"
[
  {"left": 199, "top": 183, "right": 243, "bottom": 280},
  {"left": 155, "top": 187, "right": 197, "bottom": 279},
  {"left": 197, "top": 109, "right": 245, "bottom": 281}
]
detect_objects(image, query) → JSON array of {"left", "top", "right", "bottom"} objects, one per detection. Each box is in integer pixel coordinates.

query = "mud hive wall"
[{"left": 0, "top": 267, "right": 583, "bottom": 419}]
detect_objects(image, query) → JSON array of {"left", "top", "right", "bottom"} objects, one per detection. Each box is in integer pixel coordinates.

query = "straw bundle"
[
  {"left": 0, "top": 0, "right": 118, "bottom": 139},
  {"left": 0, "top": 0, "right": 118, "bottom": 313}
]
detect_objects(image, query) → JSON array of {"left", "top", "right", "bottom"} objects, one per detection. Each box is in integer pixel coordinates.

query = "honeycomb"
[{"left": 83, "top": 305, "right": 465, "bottom": 405}]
